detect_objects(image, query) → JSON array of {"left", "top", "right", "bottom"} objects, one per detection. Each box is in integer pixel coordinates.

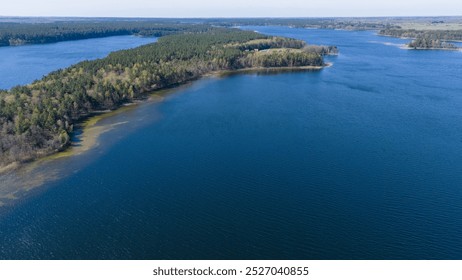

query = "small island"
[
  {"left": 407, "top": 36, "right": 459, "bottom": 50},
  {"left": 0, "top": 27, "right": 336, "bottom": 170},
  {"left": 379, "top": 28, "right": 462, "bottom": 50}
]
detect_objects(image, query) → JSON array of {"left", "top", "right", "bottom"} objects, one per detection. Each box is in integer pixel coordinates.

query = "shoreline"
[
  {"left": 400, "top": 45, "right": 462, "bottom": 51},
  {"left": 206, "top": 65, "right": 327, "bottom": 78},
  {"left": 378, "top": 33, "right": 462, "bottom": 51},
  {"left": 380, "top": 33, "right": 462, "bottom": 44},
  {"left": 0, "top": 162, "right": 20, "bottom": 174},
  {"left": 36, "top": 95, "right": 165, "bottom": 163},
  {"left": 0, "top": 103, "right": 140, "bottom": 176},
  {"left": 0, "top": 64, "right": 329, "bottom": 175}
]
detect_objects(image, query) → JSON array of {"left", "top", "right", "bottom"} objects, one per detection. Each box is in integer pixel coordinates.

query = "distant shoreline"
[
  {"left": 210, "top": 64, "right": 329, "bottom": 76},
  {"left": 400, "top": 45, "right": 462, "bottom": 51}
]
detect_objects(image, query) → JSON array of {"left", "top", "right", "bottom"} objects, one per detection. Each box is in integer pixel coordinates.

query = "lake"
[
  {"left": 0, "top": 27, "right": 462, "bottom": 259},
  {"left": 0, "top": 35, "right": 156, "bottom": 89}
]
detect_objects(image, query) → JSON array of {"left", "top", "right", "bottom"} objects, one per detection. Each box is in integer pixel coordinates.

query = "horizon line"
[{"left": 1, "top": 15, "right": 462, "bottom": 19}]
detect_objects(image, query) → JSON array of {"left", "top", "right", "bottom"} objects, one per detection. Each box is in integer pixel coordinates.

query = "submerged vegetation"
[{"left": 0, "top": 27, "right": 335, "bottom": 168}]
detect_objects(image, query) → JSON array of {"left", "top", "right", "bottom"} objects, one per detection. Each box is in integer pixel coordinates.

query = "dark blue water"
[
  {"left": 1, "top": 27, "right": 462, "bottom": 259},
  {"left": 0, "top": 35, "right": 156, "bottom": 89}
]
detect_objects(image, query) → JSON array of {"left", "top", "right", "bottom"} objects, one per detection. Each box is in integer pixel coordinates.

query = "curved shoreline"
[
  {"left": 35, "top": 94, "right": 168, "bottom": 164},
  {"left": 0, "top": 64, "right": 330, "bottom": 209},
  {"left": 0, "top": 64, "right": 328, "bottom": 176},
  {"left": 46, "top": 64, "right": 329, "bottom": 161},
  {"left": 400, "top": 46, "right": 462, "bottom": 51}
]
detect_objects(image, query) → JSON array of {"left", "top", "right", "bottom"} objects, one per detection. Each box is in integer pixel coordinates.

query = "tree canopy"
[{"left": 0, "top": 21, "right": 214, "bottom": 46}]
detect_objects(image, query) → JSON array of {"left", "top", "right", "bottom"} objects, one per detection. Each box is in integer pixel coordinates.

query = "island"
[
  {"left": 407, "top": 36, "right": 459, "bottom": 50},
  {"left": 0, "top": 27, "right": 336, "bottom": 170},
  {"left": 379, "top": 29, "right": 462, "bottom": 50}
]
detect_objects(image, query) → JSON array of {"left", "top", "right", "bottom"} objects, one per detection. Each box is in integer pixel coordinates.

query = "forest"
[
  {"left": 0, "top": 18, "right": 399, "bottom": 45},
  {"left": 204, "top": 18, "right": 398, "bottom": 30},
  {"left": 379, "top": 29, "right": 462, "bottom": 49},
  {"left": 0, "top": 21, "right": 214, "bottom": 46},
  {"left": 378, "top": 29, "right": 462, "bottom": 42},
  {"left": 3, "top": 17, "right": 461, "bottom": 49},
  {"left": 408, "top": 36, "right": 458, "bottom": 49},
  {"left": 0, "top": 27, "right": 335, "bottom": 168}
]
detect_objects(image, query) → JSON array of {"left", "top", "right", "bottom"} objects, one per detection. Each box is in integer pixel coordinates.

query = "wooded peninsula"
[
  {"left": 0, "top": 26, "right": 336, "bottom": 169},
  {"left": 4, "top": 16, "right": 459, "bottom": 169}
]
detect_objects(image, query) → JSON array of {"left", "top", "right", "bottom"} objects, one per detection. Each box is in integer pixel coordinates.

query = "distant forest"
[
  {"left": 203, "top": 18, "right": 397, "bottom": 30},
  {"left": 2, "top": 18, "right": 461, "bottom": 50},
  {"left": 0, "top": 21, "right": 214, "bottom": 46},
  {"left": 378, "top": 29, "right": 462, "bottom": 41},
  {"left": 0, "top": 27, "right": 335, "bottom": 168},
  {"left": 0, "top": 19, "right": 370, "bottom": 47}
]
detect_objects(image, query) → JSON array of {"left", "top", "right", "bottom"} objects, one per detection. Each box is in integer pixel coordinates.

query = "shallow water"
[{"left": 1, "top": 27, "right": 462, "bottom": 259}]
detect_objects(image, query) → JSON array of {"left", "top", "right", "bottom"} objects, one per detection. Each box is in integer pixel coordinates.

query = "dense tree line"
[
  {"left": 203, "top": 18, "right": 397, "bottom": 30},
  {"left": 0, "top": 18, "right": 399, "bottom": 47},
  {"left": 239, "top": 49, "right": 323, "bottom": 68},
  {"left": 379, "top": 29, "right": 462, "bottom": 49},
  {"left": 0, "top": 21, "right": 214, "bottom": 46},
  {"left": 379, "top": 29, "right": 462, "bottom": 41},
  {"left": 408, "top": 36, "right": 458, "bottom": 49},
  {"left": 303, "top": 45, "right": 339, "bottom": 55},
  {"left": 0, "top": 27, "right": 333, "bottom": 167}
]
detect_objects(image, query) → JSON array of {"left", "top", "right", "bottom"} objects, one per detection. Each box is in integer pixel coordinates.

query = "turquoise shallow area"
[{"left": 0, "top": 27, "right": 462, "bottom": 259}]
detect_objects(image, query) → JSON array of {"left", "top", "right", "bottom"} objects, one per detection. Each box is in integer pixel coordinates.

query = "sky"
[{"left": 1, "top": 0, "right": 461, "bottom": 18}]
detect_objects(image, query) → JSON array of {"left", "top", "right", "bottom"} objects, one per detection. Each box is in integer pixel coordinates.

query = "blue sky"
[{"left": 2, "top": 0, "right": 461, "bottom": 17}]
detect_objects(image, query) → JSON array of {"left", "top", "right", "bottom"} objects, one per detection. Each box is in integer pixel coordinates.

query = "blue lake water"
[
  {"left": 0, "top": 35, "right": 156, "bottom": 89},
  {"left": 0, "top": 27, "right": 462, "bottom": 259}
]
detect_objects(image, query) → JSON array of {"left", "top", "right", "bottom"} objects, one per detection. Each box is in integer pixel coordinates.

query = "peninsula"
[{"left": 0, "top": 27, "right": 335, "bottom": 170}]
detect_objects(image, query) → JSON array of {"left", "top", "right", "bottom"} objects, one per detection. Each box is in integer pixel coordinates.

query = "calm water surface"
[
  {"left": 0, "top": 35, "right": 156, "bottom": 89},
  {"left": 0, "top": 27, "right": 461, "bottom": 259}
]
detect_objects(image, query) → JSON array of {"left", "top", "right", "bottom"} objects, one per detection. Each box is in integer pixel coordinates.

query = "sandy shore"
[
  {"left": 43, "top": 104, "right": 142, "bottom": 162},
  {"left": 0, "top": 162, "right": 21, "bottom": 174}
]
